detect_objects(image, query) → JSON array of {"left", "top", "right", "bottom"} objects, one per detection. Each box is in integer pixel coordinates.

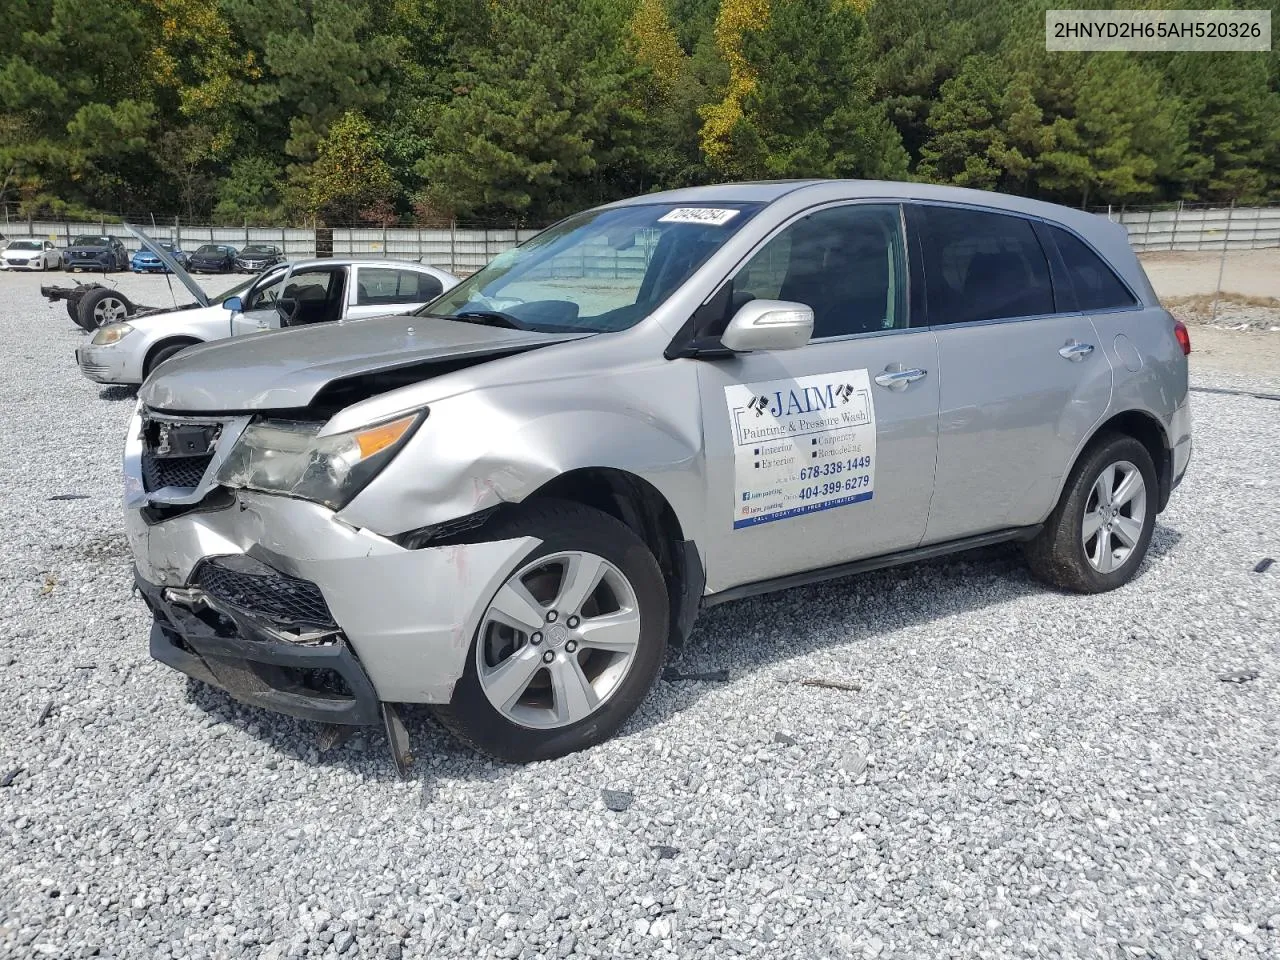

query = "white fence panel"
[{"left": 1103, "top": 205, "right": 1280, "bottom": 252}]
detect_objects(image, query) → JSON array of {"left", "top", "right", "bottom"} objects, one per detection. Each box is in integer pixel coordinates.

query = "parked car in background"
[
  {"left": 121, "top": 181, "right": 1192, "bottom": 769},
  {"left": 64, "top": 235, "right": 129, "bottom": 272},
  {"left": 2, "top": 239, "right": 62, "bottom": 270},
  {"left": 235, "top": 244, "right": 286, "bottom": 273},
  {"left": 132, "top": 241, "right": 188, "bottom": 273},
  {"left": 188, "top": 244, "right": 238, "bottom": 273},
  {"left": 78, "top": 224, "right": 458, "bottom": 386}
]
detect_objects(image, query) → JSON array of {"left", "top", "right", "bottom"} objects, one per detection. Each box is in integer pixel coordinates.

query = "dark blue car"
[{"left": 64, "top": 235, "right": 129, "bottom": 272}]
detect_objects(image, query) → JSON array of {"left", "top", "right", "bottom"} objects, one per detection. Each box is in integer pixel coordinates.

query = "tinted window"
[
  {"left": 357, "top": 268, "right": 443, "bottom": 305},
  {"left": 917, "top": 207, "right": 1054, "bottom": 324},
  {"left": 728, "top": 204, "right": 907, "bottom": 338},
  {"left": 1050, "top": 226, "right": 1137, "bottom": 311},
  {"left": 73, "top": 236, "right": 112, "bottom": 246}
]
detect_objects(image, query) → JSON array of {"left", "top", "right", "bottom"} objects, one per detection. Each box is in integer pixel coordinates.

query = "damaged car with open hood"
[
  {"left": 125, "top": 181, "right": 1192, "bottom": 770},
  {"left": 75, "top": 224, "right": 459, "bottom": 386}
]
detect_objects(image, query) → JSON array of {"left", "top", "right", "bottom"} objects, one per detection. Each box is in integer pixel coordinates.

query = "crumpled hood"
[{"left": 139, "top": 314, "right": 590, "bottom": 412}]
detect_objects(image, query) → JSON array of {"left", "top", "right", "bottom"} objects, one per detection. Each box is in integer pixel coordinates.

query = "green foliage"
[
  {"left": 306, "top": 111, "right": 397, "bottom": 224},
  {"left": 420, "top": 0, "right": 646, "bottom": 219},
  {"left": 0, "top": 0, "right": 1276, "bottom": 222},
  {"left": 721, "top": 0, "right": 908, "bottom": 180}
]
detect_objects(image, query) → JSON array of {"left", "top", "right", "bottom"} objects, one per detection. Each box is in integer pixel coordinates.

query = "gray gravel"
[{"left": 2, "top": 269, "right": 1279, "bottom": 959}]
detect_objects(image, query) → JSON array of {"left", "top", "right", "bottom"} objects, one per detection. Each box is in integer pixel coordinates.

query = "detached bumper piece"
[{"left": 135, "top": 561, "right": 380, "bottom": 727}]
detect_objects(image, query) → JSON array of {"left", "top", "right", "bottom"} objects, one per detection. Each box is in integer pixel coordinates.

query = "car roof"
[
  {"left": 278, "top": 258, "right": 454, "bottom": 273},
  {"left": 608, "top": 178, "right": 1109, "bottom": 234}
]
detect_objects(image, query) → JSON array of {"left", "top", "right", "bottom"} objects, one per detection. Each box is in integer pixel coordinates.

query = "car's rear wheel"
[
  {"left": 77, "top": 288, "right": 134, "bottom": 331},
  {"left": 434, "top": 500, "right": 669, "bottom": 763},
  {"left": 1025, "top": 432, "right": 1158, "bottom": 593}
]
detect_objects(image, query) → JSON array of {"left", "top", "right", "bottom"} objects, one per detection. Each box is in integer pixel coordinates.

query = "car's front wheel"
[
  {"left": 434, "top": 500, "right": 669, "bottom": 763},
  {"left": 1025, "top": 432, "right": 1158, "bottom": 593}
]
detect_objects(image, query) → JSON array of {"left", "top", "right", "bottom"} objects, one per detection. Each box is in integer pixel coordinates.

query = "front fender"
[{"left": 337, "top": 363, "right": 706, "bottom": 541}]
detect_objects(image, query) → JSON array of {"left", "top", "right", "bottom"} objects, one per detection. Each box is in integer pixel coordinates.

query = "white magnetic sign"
[{"left": 725, "top": 370, "right": 877, "bottom": 529}]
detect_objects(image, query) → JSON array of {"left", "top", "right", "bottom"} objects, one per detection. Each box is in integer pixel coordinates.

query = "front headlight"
[
  {"left": 92, "top": 322, "right": 133, "bottom": 345},
  {"left": 215, "top": 411, "right": 424, "bottom": 510}
]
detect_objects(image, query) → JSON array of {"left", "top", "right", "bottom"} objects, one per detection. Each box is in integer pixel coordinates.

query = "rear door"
[
  {"left": 909, "top": 204, "right": 1114, "bottom": 544},
  {"left": 694, "top": 202, "right": 940, "bottom": 592},
  {"left": 347, "top": 265, "right": 446, "bottom": 319}
]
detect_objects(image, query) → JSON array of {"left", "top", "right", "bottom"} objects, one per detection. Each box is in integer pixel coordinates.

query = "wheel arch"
[
  {"left": 143, "top": 336, "right": 204, "bottom": 378},
  {"left": 1071, "top": 409, "right": 1172, "bottom": 512},
  {"left": 524, "top": 467, "right": 704, "bottom": 646}
]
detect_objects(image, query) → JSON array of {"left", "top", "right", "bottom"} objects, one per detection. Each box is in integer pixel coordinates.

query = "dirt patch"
[
  {"left": 1188, "top": 326, "right": 1280, "bottom": 387},
  {"left": 1139, "top": 249, "right": 1280, "bottom": 301}
]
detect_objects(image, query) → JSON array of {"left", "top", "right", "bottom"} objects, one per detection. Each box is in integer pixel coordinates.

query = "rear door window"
[
  {"left": 1049, "top": 226, "right": 1138, "bottom": 311},
  {"left": 357, "top": 268, "right": 443, "bottom": 305},
  {"left": 914, "top": 206, "right": 1056, "bottom": 324}
]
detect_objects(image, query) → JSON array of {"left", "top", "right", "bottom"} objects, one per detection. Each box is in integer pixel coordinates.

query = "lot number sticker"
[
  {"left": 657, "top": 208, "right": 740, "bottom": 226},
  {"left": 726, "top": 370, "right": 877, "bottom": 529}
]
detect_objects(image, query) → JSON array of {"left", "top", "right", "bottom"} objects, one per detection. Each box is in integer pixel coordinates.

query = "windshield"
[
  {"left": 194, "top": 245, "right": 225, "bottom": 256},
  {"left": 241, "top": 245, "right": 276, "bottom": 255},
  {"left": 9, "top": 241, "right": 41, "bottom": 250},
  {"left": 73, "top": 236, "right": 112, "bottom": 246},
  {"left": 421, "top": 202, "right": 762, "bottom": 333},
  {"left": 209, "top": 273, "right": 266, "bottom": 305}
]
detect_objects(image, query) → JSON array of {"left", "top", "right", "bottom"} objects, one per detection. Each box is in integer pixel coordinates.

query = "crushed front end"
[{"left": 122, "top": 402, "right": 535, "bottom": 771}]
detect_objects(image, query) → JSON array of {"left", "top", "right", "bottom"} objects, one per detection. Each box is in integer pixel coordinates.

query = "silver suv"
[{"left": 125, "top": 181, "right": 1192, "bottom": 768}]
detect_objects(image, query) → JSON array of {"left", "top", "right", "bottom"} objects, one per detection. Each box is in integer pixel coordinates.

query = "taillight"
[{"left": 1173, "top": 320, "right": 1191, "bottom": 356}]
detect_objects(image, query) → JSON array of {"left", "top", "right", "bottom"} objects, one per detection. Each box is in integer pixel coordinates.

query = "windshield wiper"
[{"left": 451, "top": 309, "right": 530, "bottom": 330}]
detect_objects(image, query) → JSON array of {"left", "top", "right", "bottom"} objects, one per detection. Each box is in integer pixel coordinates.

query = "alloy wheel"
[
  {"left": 92, "top": 296, "right": 130, "bottom": 326},
  {"left": 476, "top": 551, "right": 642, "bottom": 730},
  {"left": 1082, "top": 459, "right": 1147, "bottom": 573}
]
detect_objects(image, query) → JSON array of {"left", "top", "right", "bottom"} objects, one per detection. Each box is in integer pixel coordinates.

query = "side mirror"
[
  {"left": 223, "top": 296, "right": 243, "bottom": 312},
  {"left": 720, "top": 300, "right": 814, "bottom": 352}
]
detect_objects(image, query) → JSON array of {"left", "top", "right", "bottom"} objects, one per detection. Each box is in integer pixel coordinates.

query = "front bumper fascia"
[
  {"left": 77, "top": 342, "right": 142, "bottom": 385},
  {"left": 124, "top": 408, "right": 538, "bottom": 706},
  {"left": 137, "top": 572, "right": 381, "bottom": 725}
]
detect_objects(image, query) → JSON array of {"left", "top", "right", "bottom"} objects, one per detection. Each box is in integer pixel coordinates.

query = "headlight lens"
[
  {"left": 215, "top": 412, "right": 423, "bottom": 509},
  {"left": 92, "top": 322, "right": 133, "bottom": 345}
]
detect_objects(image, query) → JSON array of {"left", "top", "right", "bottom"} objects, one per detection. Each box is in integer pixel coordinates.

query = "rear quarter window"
[{"left": 1049, "top": 226, "right": 1138, "bottom": 311}]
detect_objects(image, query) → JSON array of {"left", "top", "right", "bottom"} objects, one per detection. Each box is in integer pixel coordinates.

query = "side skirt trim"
[{"left": 703, "top": 526, "right": 1042, "bottom": 607}]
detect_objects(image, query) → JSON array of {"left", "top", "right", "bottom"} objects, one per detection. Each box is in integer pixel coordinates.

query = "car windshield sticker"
[
  {"left": 725, "top": 370, "right": 876, "bottom": 529},
  {"left": 657, "top": 208, "right": 740, "bottom": 226}
]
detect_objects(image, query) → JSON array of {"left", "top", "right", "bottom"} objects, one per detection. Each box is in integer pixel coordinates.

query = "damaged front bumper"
[
  {"left": 124, "top": 409, "right": 538, "bottom": 722},
  {"left": 136, "top": 571, "right": 381, "bottom": 725}
]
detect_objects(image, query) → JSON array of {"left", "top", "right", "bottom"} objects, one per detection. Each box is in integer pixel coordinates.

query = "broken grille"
[
  {"left": 142, "top": 454, "right": 213, "bottom": 491},
  {"left": 192, "top": 557, "right": 336, "bottom": 629}
]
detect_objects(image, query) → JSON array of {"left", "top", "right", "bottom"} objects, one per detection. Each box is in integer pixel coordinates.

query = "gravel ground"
[{"left": 1, "top": 269, "right": 1278, "bottom": 960}]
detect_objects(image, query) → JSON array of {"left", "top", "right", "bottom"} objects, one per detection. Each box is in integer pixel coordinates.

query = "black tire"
[
  {"left": 433, "top": 499, "right": 670, "bottom": 763},
  {"left": 145, "top": 340, "right": 199, "bottom": 378},
  {"left": 76, "top": 287, "right": 134, "bottom": 331},
  {"left": 65, "top": 299, "right": 79, "bottom": 324},
  {"left": 1025, "top": 432, "right": 1158, "bottom": 593}
]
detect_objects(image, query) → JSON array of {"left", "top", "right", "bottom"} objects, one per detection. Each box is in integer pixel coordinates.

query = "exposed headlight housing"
[
  {"left": 92, "top": 322, "right": 133, "bottom": 345},
  {"left": 215, "top": 411, "right": 424, "bottom": 510}
]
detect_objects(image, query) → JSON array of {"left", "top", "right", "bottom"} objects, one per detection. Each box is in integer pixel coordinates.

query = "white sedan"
[
  {"left": 2, "top": 239, "right": 61, "bottom": 270},
  {"left": 76, "top": 225, "right": 459, "bottom": 387}
]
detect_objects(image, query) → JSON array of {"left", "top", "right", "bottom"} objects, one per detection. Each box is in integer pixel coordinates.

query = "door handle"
[
  {"left": 1059, "top": 340, "right": 1094, "bottom": 361},
  {"left": 874, "top": 367, "right": 928, "bottom": 391}
]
